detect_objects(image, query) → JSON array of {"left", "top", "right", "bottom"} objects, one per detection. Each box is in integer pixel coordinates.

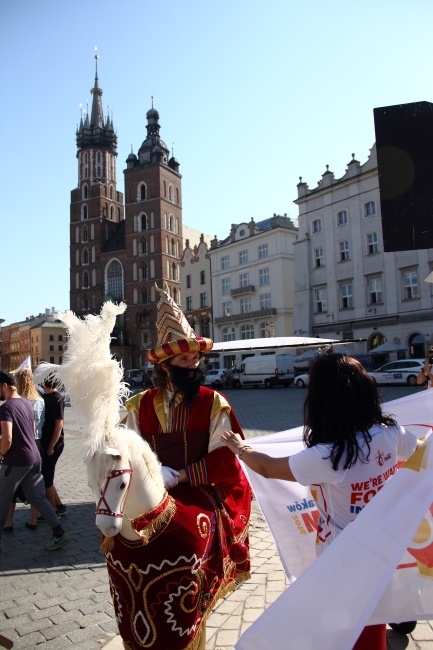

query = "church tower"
[
  {"left": 123, "top": 103, "right": 183, "bottom": 355},
  {"left": 70, "top": 54, "right": 124, "bottom": 318},
  {"left": 70, "top": 60, "right": 183, "bottom": 368}
]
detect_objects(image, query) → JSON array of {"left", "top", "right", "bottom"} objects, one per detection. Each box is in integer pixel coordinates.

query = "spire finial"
[
  {"left": 151, "top": 95, "right": 154, "bottom": 108},
  {"left": 172, "top": 142, "right": 174, "bottom": 157}
]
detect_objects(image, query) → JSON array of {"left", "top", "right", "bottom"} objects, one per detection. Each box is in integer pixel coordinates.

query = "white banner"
[{"left": 236, "top": 389, "right": 433, "bottom": 650}]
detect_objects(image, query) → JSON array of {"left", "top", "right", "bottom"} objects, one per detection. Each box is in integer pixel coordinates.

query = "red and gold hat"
[{"left": 145, "top": 284, "right": 213, "bottom": 364}]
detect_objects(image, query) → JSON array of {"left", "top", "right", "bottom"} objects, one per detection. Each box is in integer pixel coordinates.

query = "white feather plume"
[{"left": 33, "top": 302, "right": 130, "bottom": 453}]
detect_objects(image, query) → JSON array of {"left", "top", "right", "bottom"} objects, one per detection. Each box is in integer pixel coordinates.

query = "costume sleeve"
[
  {"left": 124, "top": 391, "right": 144, "bottom": 435},
  {"left": 187, "top": 395, "right": 247, "bottom": 486}
]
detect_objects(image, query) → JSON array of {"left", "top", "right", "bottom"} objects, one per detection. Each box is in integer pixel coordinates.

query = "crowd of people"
[{"left": 0, "top": 295, "right": 427, "bottom": 647}]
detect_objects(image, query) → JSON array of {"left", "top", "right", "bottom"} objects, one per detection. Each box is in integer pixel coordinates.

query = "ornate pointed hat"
[{"left": 145, "top": 284, "right": 213, "bottom": 363}]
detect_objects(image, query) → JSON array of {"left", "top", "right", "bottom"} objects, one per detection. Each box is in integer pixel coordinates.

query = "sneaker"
[
  {"left": 45, "top": 532, "right": 70, "bottom": 551},
  {"left": 56, "top": 505, "right": 68, "bottom": 517}
]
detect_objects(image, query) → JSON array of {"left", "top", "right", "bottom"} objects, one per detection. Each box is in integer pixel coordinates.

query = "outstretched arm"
[{"left": 221, "top": 430, "right": 297, "bottom": 482}]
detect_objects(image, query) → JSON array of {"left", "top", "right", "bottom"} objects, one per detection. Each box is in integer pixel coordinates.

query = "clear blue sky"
[{"left": 1, "top": 0, "right": 432, "bottom": 325}]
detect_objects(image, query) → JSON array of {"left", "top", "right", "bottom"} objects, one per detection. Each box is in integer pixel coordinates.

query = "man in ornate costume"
[{"left": 118, "top": 286, "right": 251, "bottom": 650}]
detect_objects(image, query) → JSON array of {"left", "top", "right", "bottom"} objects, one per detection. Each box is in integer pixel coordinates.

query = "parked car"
[
  {"left": 203, "top": 368, "right": 230, "bottom": 388},
  {"left": 368, "top": 359, "right": 424, "bottom": 386},
  {"left": 294, "top": 373, "right": 310, "bottom": 388},
  {"left": 123, "top": 369, "right": 144, "bottom": 386}
]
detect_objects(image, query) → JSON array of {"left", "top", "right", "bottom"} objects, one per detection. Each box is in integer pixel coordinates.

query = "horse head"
[{"left": 86, "top": 427, "right": 165, "bottom": 541}]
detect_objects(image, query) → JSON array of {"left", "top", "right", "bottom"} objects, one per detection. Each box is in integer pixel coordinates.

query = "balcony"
[
  {"left": 231, "top": 284, "right": 255, "bottom": 297},
  {"left": 214, "top": 307, "right": 276, "bottom": 325}
]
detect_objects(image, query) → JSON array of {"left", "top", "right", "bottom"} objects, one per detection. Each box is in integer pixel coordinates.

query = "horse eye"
[{"left": 119, "top": 482, "right": 127, "bottom": 490}]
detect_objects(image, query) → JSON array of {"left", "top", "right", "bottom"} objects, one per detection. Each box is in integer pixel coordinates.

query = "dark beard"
[{"left": 170, "top": 365, "right": 205, "bottom": 405}]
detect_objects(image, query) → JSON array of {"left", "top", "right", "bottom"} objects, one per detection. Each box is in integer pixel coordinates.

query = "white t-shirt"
[{"left": 289, "top": 423, "right": 417, "bottom": 555}]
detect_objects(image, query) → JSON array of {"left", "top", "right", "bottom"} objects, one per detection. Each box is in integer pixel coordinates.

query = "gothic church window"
[{"left": 106, "top": 259, "right": 124, "bottom": 300}]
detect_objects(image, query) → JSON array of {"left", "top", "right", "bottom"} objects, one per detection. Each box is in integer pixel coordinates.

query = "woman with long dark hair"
[{"left": 222, "top": 353, "right": 420, "bottom": 650}]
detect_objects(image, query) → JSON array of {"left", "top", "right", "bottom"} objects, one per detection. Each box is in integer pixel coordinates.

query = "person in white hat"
[{"left": 125, "top": 285, "right": 251, "bottom": 650}]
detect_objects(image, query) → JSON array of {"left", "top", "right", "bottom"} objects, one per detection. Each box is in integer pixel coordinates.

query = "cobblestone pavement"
[{"left": 1, "top": 385, "right": 432, "bottom": 649}]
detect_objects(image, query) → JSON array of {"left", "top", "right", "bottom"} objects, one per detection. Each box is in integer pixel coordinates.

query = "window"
[
  {"left": 367, "top": 232, "right": 379, "bottom": 255},
  {"left": 365, "top": 201, "right": 376, "bottom": 217},
  {"left": 240, "top": 297, "right": 251, "bottom": 313},
  {"left": 258, "top": 243, "right": 268, "bottom": 259},
  {"left": 221, "top": 255, "right": 229, "bottom": 270},
  {"left": 222, "top": 278, "right": 231, "bottom": 295},
  {"left": 222, "top": 301, "right": 232, "bottom": 316},
  {"left": 259, "top": 267, "right": 270, "bottom": 286},
  {"left": 239, "top": 250, "right": 248, "bottom": 265},
  {"left": 315, "top": 288, "right": 327, "bottom": 313},
  {"left": 200, "top": 292, "right": 207, "bottom": 307},
  {"left": 107, "top": 260, "right": 123, "bottom": 300},
  {"left": 312, "top": 219, "right": 322, "bottom": 233},
  {"left": 82, "top": 248, "right": 89, "bottom": 265},
  {"left": 50, "top": 345, "right": 54, "bottom": 352},
  {"left": 240, "top": 324, "right": 254, "bottom": 339},
  {"left": 140, "top": 184, "right": 146, "bottom": 201},
  {"left": 140, "top": 214, "right": 147, "bottom": 230},
  {"left": 340, "top": 283, "right": 353, "bottom": 309},
  {"left": 368, "top": 277, "right": 383, "bottom": 305},
  {"left": 223, "top": 327, "right": 236, "bottom": 342},
  {"left": 82, "top": 270, "right": 89, "bottom": 289},
  {"left": 58, "top": 335, "right": 63, "bottom": 341},
  {"left": 337, "top": 210, "right": 348, "bottom": 225},
  {"left": 142, "top": 290, "right": 148, "bottom": 304},
  {"left": 259, "top": 321, "right": 273, "bottom": 337},
  {"left": 240, "top": 272, "right": 249, "bottom": 288},
  {"left": 49, "top": 335, "right": 54, "bottom": 341},
  {"left": 82, "top": 225, "right": 88, "bottom": 242},
  {"left": 314, "top": 247, "right": 324, "bottom": 268},
  {"left": 260, "top": 293, "right": 271, "bottom": 310},
  {"left": 186, "top": 296, "right": 192, "bottom": 310},
  {"left": 339, "top": 240, "right": 350, "bottom": 262},
  {"left": 168, "top": 184, "right": 174, "bottom": 202},
  {"left": 200, "top": 270, "right": 205, "bottom": 285},
  {"left": 59, "top": 345, "right": 63, "bottom": 352},
  {"left": 403, "top": 271, "right": 419, "bottom": 300},
  {"left": 186, "top": 275, "right": 191, "bottom": 288}
]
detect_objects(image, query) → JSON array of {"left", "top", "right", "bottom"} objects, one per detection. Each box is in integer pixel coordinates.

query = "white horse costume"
[{"left": 35, "top": 303, "right": 251, "bottom": 650}]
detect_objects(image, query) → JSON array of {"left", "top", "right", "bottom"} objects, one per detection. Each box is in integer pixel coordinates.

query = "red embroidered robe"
[{"left": 105, "top": 386, "right": 251, "bottom": 650}]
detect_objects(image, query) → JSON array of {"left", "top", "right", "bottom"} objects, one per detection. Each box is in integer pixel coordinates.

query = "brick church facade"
[{"left": 70, "top": 58, "right": 183, "bottom": 369}]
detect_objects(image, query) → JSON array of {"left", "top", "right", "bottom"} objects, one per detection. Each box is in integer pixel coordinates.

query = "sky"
[{"left": 1, "top": 0, "right": 432, "bottom": 326}]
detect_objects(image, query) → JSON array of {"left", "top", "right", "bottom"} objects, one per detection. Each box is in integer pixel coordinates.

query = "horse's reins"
[{"left": 96, "top": 461, "right": 133, "bottom": 517}]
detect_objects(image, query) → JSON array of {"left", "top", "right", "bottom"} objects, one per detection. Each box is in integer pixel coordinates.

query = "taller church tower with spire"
[{"left": 70, "top": 60, "right": 183, "bottom": 369}]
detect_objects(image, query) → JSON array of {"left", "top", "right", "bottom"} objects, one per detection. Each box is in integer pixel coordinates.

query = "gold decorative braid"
[{"left": 131, "top": 495, "right": 177, "bottom": 545}]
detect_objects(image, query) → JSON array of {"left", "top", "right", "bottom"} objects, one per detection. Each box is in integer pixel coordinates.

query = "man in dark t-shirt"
[
  {"left": 0, "top": 370, "right": 70, "bottom": 551},
  {"left": 41, "top": 377, "right": 67, "bottom": 515}
]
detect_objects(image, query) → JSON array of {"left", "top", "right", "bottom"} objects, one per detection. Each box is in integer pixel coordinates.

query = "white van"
[{"left": 237, "top": 354, "right": 295, "bottom": 388}]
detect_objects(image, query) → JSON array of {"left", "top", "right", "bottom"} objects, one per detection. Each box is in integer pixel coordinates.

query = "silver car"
[{"left": 368, "top": 359, "right": 424, "bottom": 386}]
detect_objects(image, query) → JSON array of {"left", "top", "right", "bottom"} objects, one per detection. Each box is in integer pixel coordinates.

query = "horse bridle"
[{"left": 95, "top": 461, "right": 133, "bottom": 518}]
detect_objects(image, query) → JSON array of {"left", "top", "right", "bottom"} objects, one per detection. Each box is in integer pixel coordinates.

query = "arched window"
[
  {"left": 169, "top": 215, "right": 174, "bottom": 232},
  {"left": 141, "top": 266, "right": 148, "bottom": 280},
  {"left": 82, "top": 270, "right": 89, "bottom": 289},
  {"left": 82, "top": 248, "right": 89, "bottom": 265},
  {"left": 172, "top": 263, "right": 177, "bottom": 280},
  {"left": 176, "top": 188, "right": 179, "bottom": 204},
  {"left": 139, "top": 184, "right": 146, "bottom": 201},
  {"left": 82, "top": 225, "right": 88, "bottom": 242},
  {"left": 140, "top": 214, "right": 147, "bottom": 231},
  {"left": 110, "top": 205, "right": 114, "bottom": 220},
  {"left": 240, "top": 324, "right": 255, "bottom": 340},
  {"left": 142, "top": 289, "right": 148, "bottom": 304},
  {"left": 151, "top": 284, "right": 156, "bottom": 301},
  {"left": 163, "top": 181, "right": 167, "bottom": 198},
  {"left": 173, "top": 288, "right": 177, "bottom": 303},
  {"left": 168, "top": 184, "right": 174, "bottom": 202},
  {"left": 223, "top": 327, "right": 236, "bottom": 342},
  {"left": 139, "top": 239, "right": 147, "bottom": 255},
  {"left": 106, "top": 260, "right": 124, "bottom": 301},
  {"left": 110, "top": 185, "right": 113, "bottom": 199},
  {"left": 175, "top": 217, "right": 179, "bottom": 234},
  {"left": 171, "top": 238, "right": 176, "bottom": 256},
  {"left": 82, "top": 184, "right": 88, "bottom": 199},
  {"left": 82, "top": 204, "right": 88, "bottom": 220}
]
